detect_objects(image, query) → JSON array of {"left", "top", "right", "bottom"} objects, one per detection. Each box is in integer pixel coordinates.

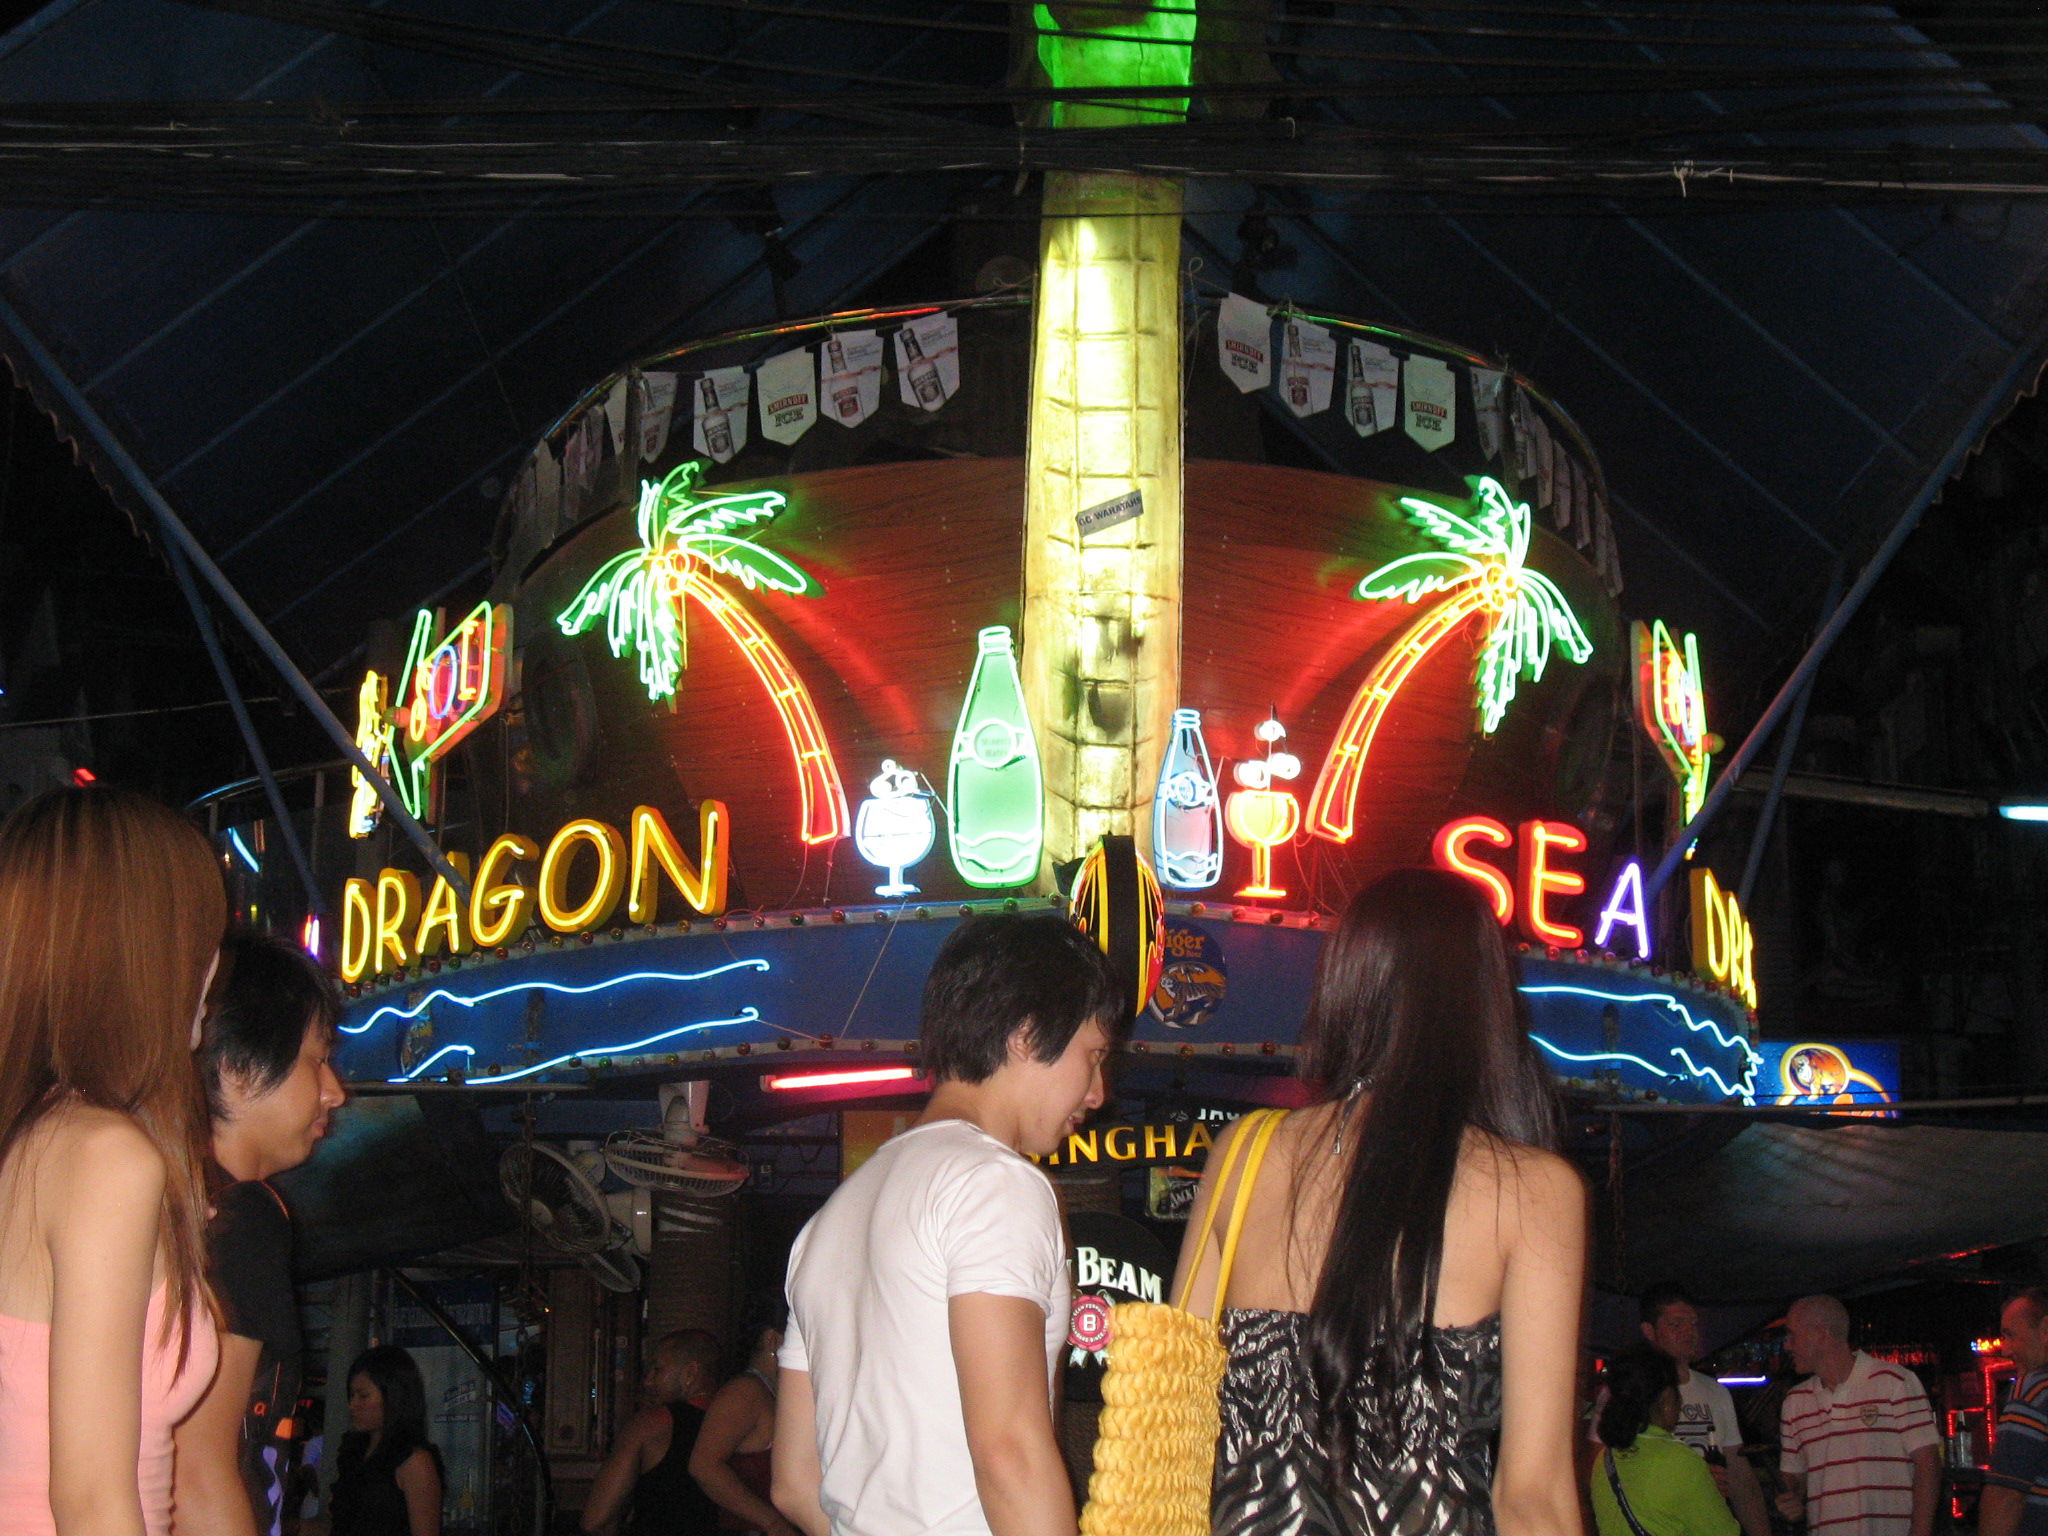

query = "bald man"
[
  {"left": 1982, "top": 1288, "right": 2048, "bottom": 1536},
  {"left": 1776, "top": 1296, "right": 1940, "bottom": 1536}
]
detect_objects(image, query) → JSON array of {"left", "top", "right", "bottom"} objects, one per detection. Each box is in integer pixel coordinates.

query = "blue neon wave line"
[
  {"left": 1528, "top": 1035, "right": 1756, "bottom": 1105},
  {"left": 450, "top": 1009, "right": 762, "bottom": 1086},
  {"left": 392, "top": 1044, "right": 476, "bottom": 1081},
  {"left": 228, "top": 828, "right": 260, "bottom": 874},
  {"left": 341, "top": 959, "right": 772, "bottom": 1035},
  {"left": 1519, "top": 984, "right": 1762, "bottom": 1065}
]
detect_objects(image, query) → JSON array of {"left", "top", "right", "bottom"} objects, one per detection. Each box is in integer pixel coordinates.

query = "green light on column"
[
  {"left": 948, "top": 626, "right": 1045, "bottom": 888},
  {"left": 1035, "top": 2, "right": 1197, "bottom": 128}
]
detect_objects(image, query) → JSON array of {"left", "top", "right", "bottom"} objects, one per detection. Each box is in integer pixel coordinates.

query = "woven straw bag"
[{"left": 1080, "top": 1107, "right": 1287, "bottom": 1536}]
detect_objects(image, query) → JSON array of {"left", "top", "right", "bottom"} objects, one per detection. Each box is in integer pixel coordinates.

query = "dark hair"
[
  {"left": 200, "top": 928, "right": 339, "bottom": 1121},
  {"left": 918, "top": 915, "right": 1122, "bottom": 1083},
  {"left": 1640, "top": 1281, "right": 1697, "bottom": 1327},
  {"left": 348, "top": 1344, "right": 431, "bottom": 1456},
  {"left": 1600, "top": 1348, "right": 1681, "bottom": 1451},
  {"left": 1298, "top": 869, "right": 1561, "bottom": 1465},
  {"left": 653, "top": 1328, "right": 722, "bottom": 1380}
]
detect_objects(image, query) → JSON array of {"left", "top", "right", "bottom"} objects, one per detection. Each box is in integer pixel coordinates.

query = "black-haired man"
[
  {"left": 174, "top": 930, "right": 348, "bottom": 1536},
  {"left": 1638, "top": 1282, "right": 1770, "bottom": 1536},
  {"left": 772, "top": 915, "right": 1123, "bottom": 1536}
]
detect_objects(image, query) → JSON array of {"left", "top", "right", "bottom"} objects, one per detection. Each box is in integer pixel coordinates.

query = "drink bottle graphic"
[
  {"left": 1225, "top": 710, "right": 1302, "bottom": 900},
  {"left": 902, "top": 327, "right": 945, "bottom": 409},
  {"left": 1152, "top": 708, "right": 1222, "bottom": 890},
  {"left": 947, "top": 626, "right": 1043, "bottom": 888},
  {"left": 825, "top": 335, "right": 861, "bottom": 421},
  {"left": 1285, "top": 323, "right": 1309, "bottom": 411},
  {"left": 698, "top": 375, "right": 733, "bottom": 460},
  {"left": 854, "top": 760, "right": 934, "bottom": 898},
  {"left": 1348, "top": 342, "right": 1377, "bottom": 433}
]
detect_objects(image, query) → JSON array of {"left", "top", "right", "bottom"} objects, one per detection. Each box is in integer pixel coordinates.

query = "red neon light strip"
[
  {"left": 682, "top": 568, "right": 851, "bottom": 846},
  {"left": 763, "top": 1067, "right": 925, "bottom": 1091},
  {"left": 1306, "top": 586, "right": 1493, "bottom": 843}
]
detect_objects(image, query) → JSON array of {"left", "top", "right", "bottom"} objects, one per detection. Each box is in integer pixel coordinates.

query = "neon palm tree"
[
  {"left": 556, "top": 461, "right": 850, "bottom": 845},
  {"left": 1305, "top": 477, "right": 1593, "bottom": 843}
]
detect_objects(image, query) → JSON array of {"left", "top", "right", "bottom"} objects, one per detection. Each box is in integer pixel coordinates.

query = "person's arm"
[
  {"left": 173, "top": 1331, "right": 264, "bottom": 1536},
  {"left": 1908, "top": 1445, "right": 1941, "bottom": 1536},
  {"left": 1982, "top": 1484, "right": 2027, "bottom": 1536},
  {"left": 1776, "top": 1400, "right": 1807, "bottom": 1523},
  {"left": 1492, "top": 1149, "right": 1590, "bottom": 1536},
  {"left": 46, "top": 1114, "right": 166, "bottom": 1536},
  {"left": 1981, "top": 1379, "right": 2048, "bottom": 1536},
  {"left": 393, "top": 1448, "right": 442, "bottom": 1536},
  {"left": 1722, "top": 1451, "right": 1770, "bottom": 1536},
  {"left": 580, "top": 1409, "right": 661, "bottom": 1535},
  {"left": 689, "top": 1380, "right": 797, "bottom": 1536},
  {"left": 949, "top": 1292, "right": 1075, "bottom": 1536},
  {"left": 770, "top": 1369, "right": 829, "bottom": 1536}
]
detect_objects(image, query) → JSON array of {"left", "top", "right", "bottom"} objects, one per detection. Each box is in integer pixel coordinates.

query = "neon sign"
[
  {"left": 1433, "top": 816, "right": 1513, "bottom": 922},
  {"left": 1429, "top": 815, "right": 1594, "bottom": 949},
  {"left": 1689, "top": 867, "right": 1757, "bottom": 1009},
  {"left": 1593, "top": 861, "right": 1653, "bottom": 961},
  {"left": 1224, "top": 711, "right": 1301, "bottom": 900},
  {"left": 347, "top": 670, "right": 397, "bottom": 839},
  {"left": 556, "top": 462, "right": 849, "bottom": 846},
  {"left": 1153, "top": 708, "right": 1223, "bottom": 891},
  {"left": 1634, "top": 621, "right": 1714, "bottom": 822},
  {"left": 1307, "top": 478, "right": 1592, "bottom": 844},
  {"left": 1770, "top": 1041, "right": 1895, "bottom": 1114},
  {"left": 339, "top": 801, "right": 730, "bottom": 983},
  {"left": 854, "top": 761, "right": 935, "bottom": 898},
  {"left": 948, "top": 626, "right": 1044, "bottom": 888},
  {"left": 393, "top": 602, "right": 512, "bottom": 822}
]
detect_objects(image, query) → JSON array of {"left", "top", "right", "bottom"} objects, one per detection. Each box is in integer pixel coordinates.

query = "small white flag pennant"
[
  {"left": 895, "top": 312, "right": 959, "bottom": 412},
  {"left": 638, "top": 372, "right": 678, "bottom": 463},
  {"left": 1472, "top": 368, "right": 1506, "bottom": 461},
  {"left": 1278, "top": 319, "right": 1336, "bottom": 418},
  {"left": 1402, "top": 355, "right": 1456, "bottom": 451},
  {"left": 692, "top": 366, "right": 750, "bottom": 464},
  {"left": 756, "top": 347, "right": 818, "bottom": 446},
  {"left": 1346, "top": 339, "right": 1398, "bottom": 436},
  {"left": 1217, "top": 293, "right": 1271, "bottom": 393},
  {"left": 819, "top": 330, "right": 883, "bottom": 428}
]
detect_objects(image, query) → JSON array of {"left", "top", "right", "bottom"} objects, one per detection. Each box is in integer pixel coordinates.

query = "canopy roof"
[{"left": 0, "top": 0, "right": 2044, "bottom": 684}]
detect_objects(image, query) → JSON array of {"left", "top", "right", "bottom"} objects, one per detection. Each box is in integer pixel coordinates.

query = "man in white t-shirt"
[
  {"left": 1638, "top": 1281, "right": 1770, "bottom": 1536},
  {"left": 770, "top": 915, "right": 1123, "bottom": 1536},
  {"left": 1776, "top": 1295, "right": 1940, "bottom": 1536}
]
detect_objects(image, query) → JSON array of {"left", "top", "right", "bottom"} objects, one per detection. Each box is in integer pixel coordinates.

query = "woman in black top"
[{"left": 332, "top": 1345, "right": 444, "bottom": 1536}]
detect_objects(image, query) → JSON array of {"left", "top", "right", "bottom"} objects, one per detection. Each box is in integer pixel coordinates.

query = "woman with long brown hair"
[
  {"left": 1176, "top": 867, "right": 1587, "bottom": 1536},
  {"left": 0, "top": 786, "right": 228, "bottom": 1535}
]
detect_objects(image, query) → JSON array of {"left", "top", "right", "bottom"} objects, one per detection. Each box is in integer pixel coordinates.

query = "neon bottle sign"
[
  {"left": 947, "top": 626, "right": 1044, "bottom": 888},
  {"left": 1153, "top": 708, "right": 1223, "bottom": 891},
  {"left": 1634, "top": 620, "right": 1714, "bottom": 823}
]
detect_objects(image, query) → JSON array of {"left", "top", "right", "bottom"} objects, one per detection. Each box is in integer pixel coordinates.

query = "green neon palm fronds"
[{"left": 1353, "top": 550, "right": 1484, "bottom": 603}]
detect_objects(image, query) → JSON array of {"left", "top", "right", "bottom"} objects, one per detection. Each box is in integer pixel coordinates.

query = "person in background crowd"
[
  {"left": 773, "top": 915, "right": 1121, "bottom": 1536},
  {"left": 1179, "top": 868, "right": 1585, "bottom": 1536},
  {"left": 1591, "top": 1349, "right": 1740, "bottom": 1536},
  {"left": 1776, "top": 1295, "right": 1939, "bottom": 1536},
  {"left": 1636, "top": 1282, "right": 1770, "bottom": 1536},
  {"left": 582, "top": 1328, "right": 725, "bottom": 1536},
  {"left": 175, "top": 929, "right": 349, "bottom": 1536},
  {"left": 331, "top": 1344, "right": 443, "bottom": 1536},
  {"left": 0, "top": 786, "right": 226, "bottom": 1536},
  {"left": 690, "top": 1297, "right": 796, "bottom": 1536},
  {"left": 1979, "top": 1287, "right": 2048, "bottom": 1536}
]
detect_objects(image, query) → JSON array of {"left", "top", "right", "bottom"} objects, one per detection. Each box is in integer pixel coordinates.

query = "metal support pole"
[
  {"left": 0, "top": 296, "right": 470, "bottom": 898},
  {"left": 1646, "top": 331, "right": 2048, "bottom": 903},
  {"left": 1738, "top": 563, "right": 1843, "bottom": 909},
  {"left": 164, "top": 537, "right": 326, "bottom": 917}
]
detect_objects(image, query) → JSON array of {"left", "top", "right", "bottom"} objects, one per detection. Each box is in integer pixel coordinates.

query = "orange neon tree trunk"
[
  {"left": 1305, "top": 586, "right": 1495, "bottom": 843},
  {"left": 682, "top": 569, "right": 850, "bottom": 845}
]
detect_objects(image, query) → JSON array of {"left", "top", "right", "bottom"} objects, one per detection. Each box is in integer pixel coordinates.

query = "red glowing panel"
[{"left": 763, "top": 1066, "right": 926, "bottom": 1091}]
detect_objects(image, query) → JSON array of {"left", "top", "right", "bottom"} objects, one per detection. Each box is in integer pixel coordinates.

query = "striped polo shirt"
[
  {"left": 1780, "top": 1352, "right": 1940, "bottom": 1536},
  {"left": 1985, "top": 1366, "right": 2048, "bottom": 1536}
]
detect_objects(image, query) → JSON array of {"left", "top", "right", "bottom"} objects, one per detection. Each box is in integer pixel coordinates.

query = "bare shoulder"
[
  {"left": 622, "top": 1404, "right": 674, "bottom": 1442},
  {"left": 39, "top": 1104, "right": 164, "bottom": 1194},
  {"left": 1461, "top": 1133, "right": 1585, "bottom": 1215},
  {"left": 394, "top": 1447, "right": 441, "bottom": 1487}
]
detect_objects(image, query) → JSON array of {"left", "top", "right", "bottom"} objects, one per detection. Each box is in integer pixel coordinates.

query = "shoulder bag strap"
[
  {"left": 1173, "top": 1109, "right": 1268, "bottom": 1313},
  {"left": 1604, "top": 1447, "right": 1657, "bottom": 1536},
  {"left": 1207, "top": 1109, "right": 1288, "bottom": 1325}
]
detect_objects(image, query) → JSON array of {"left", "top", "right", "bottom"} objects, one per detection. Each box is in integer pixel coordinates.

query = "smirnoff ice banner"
[
  {"left": 819, "top": 330, "right": 883, "bottom": 428},
  {"left": 756, "top": 346, "right": 818, "bottom": 446},
  {"left": 1472, "top": 367, "right": 1506, "bottom": 461},
  {"left": 691, "top": 366, "right": 750, "bottom": 464},
  {"left": 1346, "top": 339, "right": 1398, "bottom": 436},
  {"left": 895, "top": 312, "right": 959, "bottom": 412},
  {"left": 1403, "top": 354, "right": 1456, "bottom": 451},
  {"left": 1277, "top": 319, "right": 1336, "bottom": 418},
  {"left": 1217, "top": 293, "right": 1271, "bottom": 393},
  {"left": 1533, "top": 411, "right": 1555, "bottom": 508},
  {"left": 638, "top": 371, "right": 678, "bottom": 463}
]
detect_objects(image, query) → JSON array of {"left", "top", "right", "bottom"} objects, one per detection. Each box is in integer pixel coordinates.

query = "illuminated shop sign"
[
  {"left": 1762, "top": 1039, "right": 1898, "bottom": 1115},
  {"left": 1634, "top": 620, "right": 1714, "bottom": 822},
  {"left": 1689, "top": 867, "right": 1757, "bottom": 1010},
  {"left": 348, "top": 602, "right": 512, "bottom": 835},
  {"left": 339, "top": 801, "right": 728, "bottom": 983},
  {"left": 1034, "top": 1118, "right": 1217, "bottom": 1169}
]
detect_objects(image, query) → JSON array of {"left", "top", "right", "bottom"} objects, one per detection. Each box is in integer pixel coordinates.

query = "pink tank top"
[{"left": 0, "top": 1284, "right": 220, "bottom": 1534}]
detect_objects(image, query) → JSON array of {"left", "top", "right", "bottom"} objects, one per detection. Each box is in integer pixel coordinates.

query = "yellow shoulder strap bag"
[{"left": 1080, "top": 1107, "right": 1288, "bottom": 1536}]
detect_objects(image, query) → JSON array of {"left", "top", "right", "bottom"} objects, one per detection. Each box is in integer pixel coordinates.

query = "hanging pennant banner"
[
  {"left": 819, "top": 331, "right": 883, "bottom": 428},
  {"left": 1557, "top": 452, "right": 1580, "bottom": 542},
  {"left": 1403, "top": 355, "right": 1456, "bottom": 451},
  {"left": 1218, "top": 294, "right": 1271, "bottom": 393},
  {"left": 1345, "top": 339, "right": 1399, "bottom": 436},
  {"left": 533, "top": 441, "right": 562, "bottom": 536},
  {"left": 1278, "top": 319, "right": 1336, "bottom": 418},
  {"left": 559, "top": 411, "right": 602, "bottom": 523},
  {"left": 692, "top": 366, "right": 750, "bottom": 464},
  {"left": 638, "top": 372, "right": 678, "bottom": 463},
  {"left": 1472, "top": 367, "right": 1506, "bottom": 461},
  {"left": 757, "top": 346, "right": 819, "bottom": 446},
  {"left": 600, "top": 376, "right": 630, "bottom": 458},
  {"left": 895, "top": 312, "right": 960, "bottom": 412},
  {"left": 1533, "top": 412, "right": 1556, "bottom": 510},
  {"left": 1511, "top": 387, "right": 1538, "bottom": 484}
]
